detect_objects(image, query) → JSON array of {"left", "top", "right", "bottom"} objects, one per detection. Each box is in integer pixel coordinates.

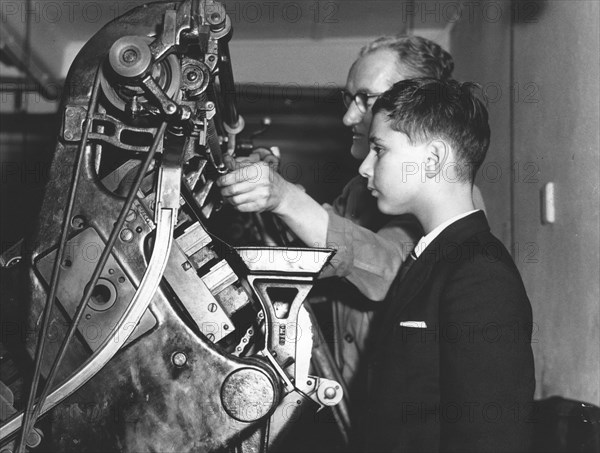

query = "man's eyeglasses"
[{"left": 341, "top": 89, "right": 384, "bottom": 113}]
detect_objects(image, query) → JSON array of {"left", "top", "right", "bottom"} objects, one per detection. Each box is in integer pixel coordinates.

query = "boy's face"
[{"left": 359, "top": 112, "right": 428, "bottom": 215}]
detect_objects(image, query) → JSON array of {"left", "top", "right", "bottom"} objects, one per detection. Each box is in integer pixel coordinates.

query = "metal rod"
[
  {"left": 17, "top": 118, "right": 168, "bottom": 451},
  {"left": 217, "top": 39, "right": 239, "bottom": 128},
  {"left": 16, "top": 67, "right": 103, "bottom": 453}
]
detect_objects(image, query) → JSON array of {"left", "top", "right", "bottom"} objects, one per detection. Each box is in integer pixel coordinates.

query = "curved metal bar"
[
  {"left": 0, "top": 203, "right": 178, "bottom": 443},
  {"left": 0, "top": 119, "right": 181, "bottom": 443}
]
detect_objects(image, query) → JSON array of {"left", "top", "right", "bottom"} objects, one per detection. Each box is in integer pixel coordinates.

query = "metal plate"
[{"left": 36, "top": 227, "right": 156, "bottom": 352}]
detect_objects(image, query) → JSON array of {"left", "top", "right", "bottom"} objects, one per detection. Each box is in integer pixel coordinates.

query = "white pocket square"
[{"left": 399, "top": 321, "right": 427, "bottom": 328}]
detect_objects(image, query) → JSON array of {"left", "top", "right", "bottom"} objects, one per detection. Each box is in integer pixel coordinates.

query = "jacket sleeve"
[
  {"left": 318, "top": 176, "right": 421, "bottom": 301},
  {"left": 438, "top": 254, "right": 535, "bottom": 452},
  {"left": 321, "top": 209, "right": 419, "bottom": 301}
]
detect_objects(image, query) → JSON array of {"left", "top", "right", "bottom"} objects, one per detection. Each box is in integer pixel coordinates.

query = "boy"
[{"left": 358, "top": 78, "right": 535, "bottom": 452}]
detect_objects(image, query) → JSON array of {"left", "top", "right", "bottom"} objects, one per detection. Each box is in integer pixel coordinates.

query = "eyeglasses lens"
[{"left": 341, "top": 90, "right": 368, "bottom": 113}]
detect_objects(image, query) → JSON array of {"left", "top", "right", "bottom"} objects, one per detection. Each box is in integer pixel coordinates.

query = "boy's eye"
[{"left": 371, "top": 146, "right": 383, "bottom": 156}]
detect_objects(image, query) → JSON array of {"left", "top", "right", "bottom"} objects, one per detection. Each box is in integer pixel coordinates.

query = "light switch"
[{"left": 541, "top": 182, "right": 555, "bottom": 224}]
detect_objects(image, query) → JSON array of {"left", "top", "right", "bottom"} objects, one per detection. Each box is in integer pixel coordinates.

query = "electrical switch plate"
[{"left": 541, "top": 182, "right": 555, "bottom": 224}]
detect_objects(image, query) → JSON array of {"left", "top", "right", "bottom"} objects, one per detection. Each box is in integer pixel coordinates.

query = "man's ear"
[{"left": 424, "top": 139, "right": 450, "bottom": 179}]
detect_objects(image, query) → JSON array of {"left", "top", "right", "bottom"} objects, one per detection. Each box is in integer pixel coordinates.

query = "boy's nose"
[
  {"left": 342, "top": 102, "right": 364, "bottom": 127},
  {"left": 359, "top": 150, "right": 375, "bottom": 179}
]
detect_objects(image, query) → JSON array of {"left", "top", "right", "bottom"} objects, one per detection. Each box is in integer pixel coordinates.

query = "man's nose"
[
  {"left": 342, "top": 102, "right": 364, "bottom": 127},
  {"left": 359, "top": 151, "right": 375, "bottom": 179}
]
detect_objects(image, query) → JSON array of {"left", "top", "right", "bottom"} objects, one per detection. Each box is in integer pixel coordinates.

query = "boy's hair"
[
  {"left": 360, "top": 35, "right": 454, "bottom": 80},
  {"left": 372, "top": 78, "right": 490, "bottom": 183}
]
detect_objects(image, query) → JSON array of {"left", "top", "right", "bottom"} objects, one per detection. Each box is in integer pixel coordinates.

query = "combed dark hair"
[
  {"left": 372, "top": 78, "right": 490, "bottom": 182},
  {"left": 359, "top": 35, "right": 454, "bottom": 80}
]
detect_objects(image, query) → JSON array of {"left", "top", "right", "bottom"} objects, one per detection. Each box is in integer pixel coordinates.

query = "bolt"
[
  {"left": 186, "top": 71, "right": 198, "bottom": 81},
  {"left": 125, "top": 209, "right": 137, "bottom": 222},
  {"left": 64, "top": 131, "right": 73, "bottom": 140},
  {"left": 172, "top": 351, "right": 187, "bottom": 367},
  {"left": 324, "top": 387, "right": 337, "bottom": 399},
  {"left": 208, "top": 303, "right": 217, "bottom": 313},
  {"left": 120, "top": 228, "right": 134, "bottom": 242},
  {"left": 66, "top": 109, "right": 74, "bottom": 117},
  {"left": 182, "top": 261, "right": 192, "bottom": 271},
  {"left": 71, "top": 215, "right": 85, "bottom": 229},
  {"left": 206, "top": 333, "right": 215, "bottom": 341},
  {"left": 122, "top": 48, "right": 138, "bottom": 63},
  {"left": 26, "top": 428, "right": 43, "bottom": 448},
  {"left": 165, "top": 103, "right": 177, "bottom": 114}
]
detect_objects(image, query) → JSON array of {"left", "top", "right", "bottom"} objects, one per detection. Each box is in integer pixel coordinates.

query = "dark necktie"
[{"left": 398, "top": 251, "right": 417, "bottom": 282}]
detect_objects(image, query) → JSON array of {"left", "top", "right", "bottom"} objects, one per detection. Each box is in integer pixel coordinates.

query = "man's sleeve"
[
  {"left": 439, "top": 256, "right": 535, "bottom": 452},
  {"left": 320, "top": 208, "right": 418, "bottom": 301}
]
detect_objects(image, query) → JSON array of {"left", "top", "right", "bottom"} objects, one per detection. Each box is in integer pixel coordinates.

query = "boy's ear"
[{"left": 425, "top": 139, "right": 450, "bottom": 179}]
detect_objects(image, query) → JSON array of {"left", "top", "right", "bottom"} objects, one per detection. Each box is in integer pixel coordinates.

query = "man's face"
[
  {"left": 343, "top": 49, "right": 412, "bottom": 160},
  {"left": 358, "top": 112, "right": 428, "bottom": 215}
]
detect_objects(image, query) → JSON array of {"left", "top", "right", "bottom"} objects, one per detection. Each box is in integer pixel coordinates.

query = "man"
[
  {"left": 217, "top": 36, "right": 483, "bottom": 393},
  {"left": 360, "top": 78, "right": 535, "bottom": 452}
]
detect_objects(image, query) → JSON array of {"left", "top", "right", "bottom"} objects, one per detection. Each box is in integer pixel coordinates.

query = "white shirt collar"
[{"left": 413, "top": 210, "right": 480, "bottom": 258}]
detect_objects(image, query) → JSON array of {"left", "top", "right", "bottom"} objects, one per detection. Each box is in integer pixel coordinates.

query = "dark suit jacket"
[{"left": 366, "top": 211, "right": 535, "bottom": 453}]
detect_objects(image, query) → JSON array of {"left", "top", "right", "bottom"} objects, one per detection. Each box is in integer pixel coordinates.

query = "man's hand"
[
  {"left": 217, "top": 148, "right": 329, "bottom": 247},
  {"left": 217, "top": 152, "right": 287, "bottom": 213}
]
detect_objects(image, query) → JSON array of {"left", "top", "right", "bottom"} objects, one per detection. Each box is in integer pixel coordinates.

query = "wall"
[
  {"left": 451, "top": 0, "right": 600, "bottom": 405},
  {"left": 512, "top": 0, "right": 600, "bottom": 404},
  {"left": 449, "top": 0, "right": 513, "bottom": 247}
]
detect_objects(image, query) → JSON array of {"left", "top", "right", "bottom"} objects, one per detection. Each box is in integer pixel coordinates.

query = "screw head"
[
  {"left": 121, "top": 48, "right": 138, "bottom": 64},
  {"left": 125, "top": 209, "right": 137, "bottom": 222},
  {"left": 172, "top": 351, "right": 187, "bottom": 367},
  {"left": 165, "top": 103, "right": 177, "bottom": 114},
  {"left": 120, "top": 228, "right": 134, "bottom": 242},
  {"left": 324, "top": 387, "right": 337, "bottom": 399},
  {"left": 208, "top": 303, "right": 217, "bottom": 313}
]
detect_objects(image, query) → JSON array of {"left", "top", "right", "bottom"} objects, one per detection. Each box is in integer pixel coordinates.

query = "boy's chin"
[
  {"left": 377, "top": 199, "right": 400, "bottom": 216},
  {"left": 377, "top": 198, "right": 413, "bottom": 216}
]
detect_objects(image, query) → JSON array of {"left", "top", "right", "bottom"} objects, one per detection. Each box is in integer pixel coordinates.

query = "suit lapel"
[{"left": 385, "top": 211, "right": 491, "bottom": 320}]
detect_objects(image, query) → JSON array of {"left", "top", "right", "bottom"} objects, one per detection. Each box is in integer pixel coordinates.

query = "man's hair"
[
  {"left": 372, "top": 78, "right": 491, "bottom": 182},
  {"left": 360, "top": 35, "right": 454, "bottom": 80}
]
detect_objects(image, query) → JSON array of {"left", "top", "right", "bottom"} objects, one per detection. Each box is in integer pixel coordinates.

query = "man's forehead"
[{"left": 346, "top": 49, "right": 399, "bottom": 92}]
